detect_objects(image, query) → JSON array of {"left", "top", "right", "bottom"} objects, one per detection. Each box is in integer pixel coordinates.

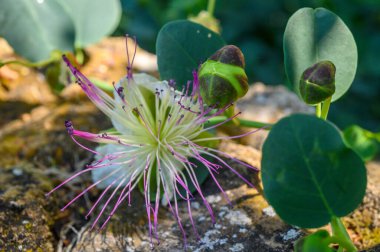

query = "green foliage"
[
  {"left": 343, "top": 125, "right": 379, "bottom": 162},
  {"left": 0, "top": 0, "right": 121, "bottom": 62},
  {"left": 0, "top": 0, "right": 75, "bottom": 62},
  {"left": 156, "top": 20, "right": 225, "bottom": 87},
  {"left": 261, "top": 114, "right": 367, "bottom": 228},
  {"left": 116, "top": 0, "right": 380, "bottom": 130},
  {"left": 295, "top": 230, "right": 335, "bottom": 252},
  {"left": 115, "top": 0, "right": 207, "bottom": 53},
  {"left": 57, "top": 0, "right": 121, "bottom": 48},
  {"left": 284, "top": 7, "right": 357, "bottom": 103}
]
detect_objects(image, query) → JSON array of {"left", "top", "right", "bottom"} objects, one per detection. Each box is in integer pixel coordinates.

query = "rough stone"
[{"left": 0, "top": 164, "right": 55, "bottom": 251}]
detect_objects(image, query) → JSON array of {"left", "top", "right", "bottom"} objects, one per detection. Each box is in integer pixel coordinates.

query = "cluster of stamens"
[{"left": 47, "top": 35, "right": 259, "bottom": 248}]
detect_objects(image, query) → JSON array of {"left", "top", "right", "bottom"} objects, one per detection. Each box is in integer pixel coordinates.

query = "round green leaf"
[
  {"left": 284, "top": 8, "right": 358, "bottom": 102},
  {"left": 262, "top": 114, "right": 366, "bottom": 228},
  {"left": 156, "top": 20, "right": 225, "bottom": 87},
  {"left": 0, "top": 0, "right": 75, "bottom": 62},
  {"left": 295, "top": 230, "right": 335, "bottom": 252},
  {"left": 57, "top": 0, "right": 122, "bottom": 48},
  {"left": 343, "top": 125, "right": 378, "bottom": 162}
]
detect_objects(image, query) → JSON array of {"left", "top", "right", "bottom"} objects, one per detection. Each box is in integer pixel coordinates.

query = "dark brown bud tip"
[{"left": 209, "top": 45, "right": 245, "bottom": 68}]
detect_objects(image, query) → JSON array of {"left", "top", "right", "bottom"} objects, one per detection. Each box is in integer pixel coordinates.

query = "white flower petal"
[{"left": 91, "top": 144, "right": 133, "bottom": 189}]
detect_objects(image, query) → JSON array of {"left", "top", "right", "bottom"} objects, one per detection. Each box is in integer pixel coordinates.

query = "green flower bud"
[
  {"left": 198, "top": 45, "right": 248, "bottom": 108},
  {"left": 299, "top": 61, "right": 336, "bottom": 105}
]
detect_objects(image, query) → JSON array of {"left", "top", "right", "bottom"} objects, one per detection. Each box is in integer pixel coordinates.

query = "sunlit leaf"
[
  {"left": 343, "top": 125, "right": 378, "bottom": 162},
  {"left": 57, "top": 0, "right": 121, "bottom": 48},
  {"left": 0, "top": 0, "right": 75, "bottom": 62},
  {"left": 262, "top": 114, "right": 366, "bottom": 228}
]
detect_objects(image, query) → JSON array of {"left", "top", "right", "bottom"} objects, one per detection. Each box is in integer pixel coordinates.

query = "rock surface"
[{"left": 0, "top": 165, "right": 55, "bottom": 251}]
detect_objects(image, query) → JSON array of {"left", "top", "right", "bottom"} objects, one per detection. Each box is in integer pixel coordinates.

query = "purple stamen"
[
  {"left": 187, "top": 195, "right": 200, "bottom": 240},
  {"left": 153, "top": 173, "right": 161, "bottom": 244},
  {"left": 125, "top": 34, "right": 137, "bottom": 79},
  {"left": 195, "top": 126, "right": 266, "bottom": 143},
  {"left": 206, "top": 166, "right": 232, "bottom": 206},
  {"left": 46, "top": 166, "right": 97, "bottom": 197},
  {"left": 197, "top": 103, "right": 233, "bottom": 124},
  {"left": 201, "top": 112, "right": 242, "bottom": 132},
  {"left": 65, "top": 120, "right": 74, "bottom": 135},
  {"left": 86, "top": 157, "right": 136, "bottom": 170},
  {"left": 86, "top": 179, "right": 118, "bottom": 220},
  {"left": 208, "top": 148, "right": 259, "bottom": 172},
  {"left": 183, "top": 163, "right": 216, "bottom": 224},
  {"left": 184, "top": 80, "right": 191, "bottom": 97},
  {"left": 143, "top": 160, "right": 154, "bottom": 246},
  {"left": 113, "top": 82, "right": 126, "bottom": 104},
  {"left": 202, "top": 151, "right": 256, "bottom": 188},
  {"left": 60, "top": 166, "right": 123, "bottom": 211},
  {"left": 191, "top": 70, "right": 204, "bottom": 113},
  {"left": 111, "top": 174, "right": 136, "bottom": 213},
  {"left": 109, "top": 169, "right": 144, "bottom": 215},
  {"left": 160, "top": 171, "right": 188, "bottom": 248},
  {"left": 97, "top": 176, "right": 128, "bottom": 230},
  {"left": 168, "top": 79, "right": 176, "bottom": 88},
  {"left": 176, "top": 114, "right": 185, "bottom": 125},
  {"left": 196, "top": 104, "right": 217, "bottom": 119},
  {"left": 62, "top": 55, "right": 105, "bottom": 105}
]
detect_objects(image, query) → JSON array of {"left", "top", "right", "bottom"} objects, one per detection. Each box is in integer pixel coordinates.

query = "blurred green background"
[{"left": 114, "top": 0, "right": 380, "bottom": 131}]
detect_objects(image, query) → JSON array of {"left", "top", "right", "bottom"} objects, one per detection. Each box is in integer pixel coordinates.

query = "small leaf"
[
  {"left": 262, "top": 114, "right": 366, "bottom": 228},
  {"left": 343, "top": 125, "right": 378, "bottom": 162},
  {"left": 57, "top": 0, "right": 122, "bottom": 48},
  {"left": 0, "top": 0, "right": 75, "bottom": 62},
  {"left": 295, "top": 230, "right": 335, "bottom": 252},
  {"left": 284, "top": 8, "right": 358, "bottom": 102},
  {"left": 156, "top": 20, "right": 225, "bottom": 87}
]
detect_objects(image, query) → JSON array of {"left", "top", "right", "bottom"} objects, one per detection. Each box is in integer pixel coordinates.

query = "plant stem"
[
  {"left": 239, "top": 118, "right": 272, "bottom": 129},
  {"left": 75, "top": 47, "right": 85, "bottom": 65},
  {"left": 316, "top": 103, "right": 322, "bottom": 118},
  {"left": 224, "top": 105, "right": 240, "bottom": 126},
  {"left": 330, "top": 216, "right": 357, "bottom": 252},
  {"left": 205, "top": 116, "right": 272, "bottom": 129},
  {"left": 207, "top": 0, "right": 216, "bottom": 17},
  {"left": 90, "top": 78, "right": 114, "bottom": 92},
  {"left": 321, "top": 96, "right": 332, "bottom": 120},
  {"left": 0, "top": 57, "right": 56, "bottom": 68}
]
